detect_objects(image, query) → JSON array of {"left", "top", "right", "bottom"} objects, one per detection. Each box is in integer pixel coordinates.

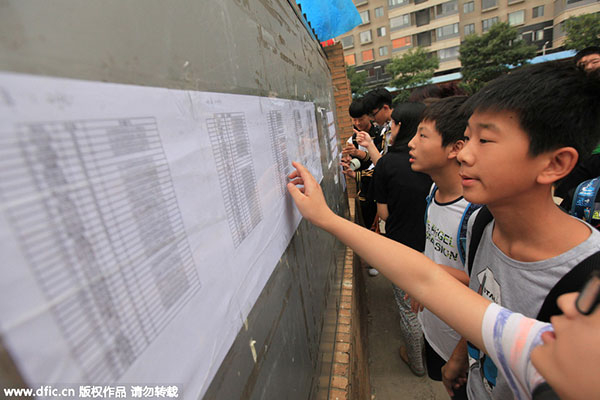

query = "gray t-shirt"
[{"left": 466, "top": 213, "right": 600, "bottom": 400}]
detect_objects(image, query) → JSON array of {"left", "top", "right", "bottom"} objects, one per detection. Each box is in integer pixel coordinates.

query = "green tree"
[
  {"left": 346, "top": 65, "right": 367, "bottom": 97},
  {"left": 459, "top": 22, "right": 536, "bottom": 94},
  {"left": 386, "top": 47, "right": 439, "bottom": 103},
  {"left": 563, "top": 13, "right": 600, "bottom": 51}
]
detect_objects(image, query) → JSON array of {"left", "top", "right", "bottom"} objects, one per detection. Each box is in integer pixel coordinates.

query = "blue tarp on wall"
[{"left": 295, "top": 0, "right": 362, "bottom": 41}]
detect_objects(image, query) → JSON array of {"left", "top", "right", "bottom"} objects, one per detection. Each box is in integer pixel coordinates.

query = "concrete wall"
[{"left": 0, "top": 1, "right": 348, "bottom": 398}]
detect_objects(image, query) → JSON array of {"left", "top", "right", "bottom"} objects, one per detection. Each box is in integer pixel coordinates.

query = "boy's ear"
[
  {"left": 536, "top": 147, "right": 579, "bottom": 185},
  {"left": 447, "top": 140, "right": 464, "bottom": 160}
]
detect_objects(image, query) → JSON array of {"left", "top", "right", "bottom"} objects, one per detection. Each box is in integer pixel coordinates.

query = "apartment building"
[
  {"left": 460, "top": 0, "right": 554, "bottom": 54},
  {"left": 390, "top": 0, "right": 462, "bottom": 74},
  {"left": 552, "top": 0, "right": 600, "bottom": 48},
  {"left": 337, "top": 0, "right": 599, "bottom": 89},
  {"left": 341, "top": 0, "right": 394, "bottom": 88},
  {"left": 460, "top": 0, "right": 599, "bottom": 55}
]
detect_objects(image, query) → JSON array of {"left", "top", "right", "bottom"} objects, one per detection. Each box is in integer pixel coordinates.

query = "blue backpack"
[{"left": 569, "top": 176, "right": 600, "bottom": 229}]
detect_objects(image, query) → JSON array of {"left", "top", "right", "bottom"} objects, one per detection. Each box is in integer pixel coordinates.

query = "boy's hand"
[
  {"left": 405, "top": 293, "right": 424, "bottom": 313},
  {"left": 441, "top": 341, "right": 469, "bottom": 397},
  {"left": 287, "top": 162, "right": 335, "bottom": 228},
  {"left": 340, "top": 159, "right": 356, "bottom": 178},
  {"left": 355, "top": 129, "right": 372, "bottom": 147},
  {"left": 343, "top": 168, "right": 356, "bottom": 179},
  {"left": 342, "top": 143, "right": 358, "bottom": 157}
]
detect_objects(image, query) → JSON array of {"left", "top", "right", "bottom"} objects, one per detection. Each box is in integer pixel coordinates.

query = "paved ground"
[{"left": 363, "top": 260, "right": 449, "bottom": 400}]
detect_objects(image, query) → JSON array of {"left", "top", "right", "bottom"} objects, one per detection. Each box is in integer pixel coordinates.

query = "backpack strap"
[
  {"left": 457, "top": 203, "right": 483, "bottom": 266},
  {"left": 467, "top": 205, "right": 493, "bottom": 276},
  {"left": 424, "top": 184, "right": 437, "bottom": 226},
  {"left": 536, "top": 250, "right": 600, "bottom": 322},
  {"left": 570, "top": 177, "right": 600, "bottom": 223}
]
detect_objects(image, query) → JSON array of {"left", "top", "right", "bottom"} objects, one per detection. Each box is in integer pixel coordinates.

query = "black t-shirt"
[{"left": 373, "top": 147, "right": 433, "bottom": 251}]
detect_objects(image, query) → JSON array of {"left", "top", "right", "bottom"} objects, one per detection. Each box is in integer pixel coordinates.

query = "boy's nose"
[{"left": 457, "top": 141, "right": 473, "bottom": 165}]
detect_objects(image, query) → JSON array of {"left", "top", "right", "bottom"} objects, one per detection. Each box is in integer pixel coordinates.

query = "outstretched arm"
[{"left": 287, "top": 162, "right": 490, "bottom": 350}]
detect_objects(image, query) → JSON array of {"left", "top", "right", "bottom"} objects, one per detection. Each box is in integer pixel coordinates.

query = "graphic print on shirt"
[
  {"left": 425, "top": 220, "right": 458, "bottom": 262},
  {"left": 476, "top": 267, "right": 501, "bottom": 305}
]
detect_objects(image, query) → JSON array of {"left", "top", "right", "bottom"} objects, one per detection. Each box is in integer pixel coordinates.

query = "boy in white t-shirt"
[{"left": 407, "top": 96, "right": 472, "bottom": 399}]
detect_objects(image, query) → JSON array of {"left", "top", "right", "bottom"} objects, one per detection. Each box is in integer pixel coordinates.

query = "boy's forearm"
[
  {"left": 288, "top": 162, "right": 488, "bottom": 350},
  {"left": 319, "top": 212, "right": 420, "bottom": 273},
  {"left": 439, "top": 265, "right": 469, "bottom": 285},
  {"left": 319, "top": 214, "right": 488, "bottom": 349}
]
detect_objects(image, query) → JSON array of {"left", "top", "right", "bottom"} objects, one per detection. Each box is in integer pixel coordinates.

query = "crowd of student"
[{"left": 294, "top": 47, "right": 600, "bottom": 400}]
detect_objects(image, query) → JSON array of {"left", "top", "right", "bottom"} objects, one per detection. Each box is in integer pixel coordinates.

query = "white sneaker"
[{"left": 368, "top": 267, "right": 379, "bottom": 276}]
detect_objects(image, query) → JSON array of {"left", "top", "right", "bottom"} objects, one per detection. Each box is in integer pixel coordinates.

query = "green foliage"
[
  {"left": 563, "top": 13, "right": 600, "bottom": 50},
  {"left": 394, "top": 88, "right": 411, "bottom": 104},
  {"left": 346, "top": 65, "right": 367, "bottom": 97},
  {"left": 386, "top": 47, "right": 439, "bottom": 104},
  {"left": 459, "top": 22, "right": 537, "bottom": 94}
]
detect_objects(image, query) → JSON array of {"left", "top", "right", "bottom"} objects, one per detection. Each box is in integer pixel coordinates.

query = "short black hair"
[
  {"left": 574, "top": 46, "right": 600, "bottom": 66},
  {"left": 389, "top": 102, "right": 426, "bottom": 150},
  {"left": 421, "top": 96, "right": 469, "bottom": 147},
  {"left": 363, "top": 88, "right": 392, "bottom": 112},
  {"left": 461, "top": 61, "right": 600, "bottom": 159},
  {"left": 408, "top": 83, "right": 467, "bottom": 103},
  {"left": 349, "top": 98, "right": 367, "bottom": 118},
  {"left": 408, "top": 84, "right": 442, "bottom": 103}
]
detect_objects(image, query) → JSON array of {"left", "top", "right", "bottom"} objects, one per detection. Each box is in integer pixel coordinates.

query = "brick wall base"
[{"left": 327, "top": 197, "right": 370, "bottom": 400}]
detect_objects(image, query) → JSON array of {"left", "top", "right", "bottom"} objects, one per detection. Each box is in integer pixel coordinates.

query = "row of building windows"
[
  {"left": 356, "top": 0, "right": 414, "bottom": 9},
  {"left": 347, "top": 6, "right": 545, "bottom": 49},
  {"left": 388, "top": 0, "right": 409, "bottom": 8},
  {"left": 462, "top": 0, "right": 544, "bottom": 16},
  {"left": 345, "top": 48, "right": 388, "bottom": 65},
  {"left": 342, "top": 26, "right": 387, "bottom": 48},
  {"left": 345, "top": 43, "right": 460, "bottom": 66},
  {"left": 357, "top": 0, "right": 551, "bottom": 14},
  {"left": 463, "top": 15, "right": 548, "bottom": 36},
  {"left": 348, "top": 22, "right": 458, "bottom": 51},
  {"left": 359, "top": 6, "right": 388, "bottom": 25},
  {"left": 389, "top": 0, "right": 458, "bottom": 32},
  {"left": 358, "top": 1, "right": 545, "bottom": 38},
  {"left": 355, "top": 0, "right": 543, "bottom": 44}
]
